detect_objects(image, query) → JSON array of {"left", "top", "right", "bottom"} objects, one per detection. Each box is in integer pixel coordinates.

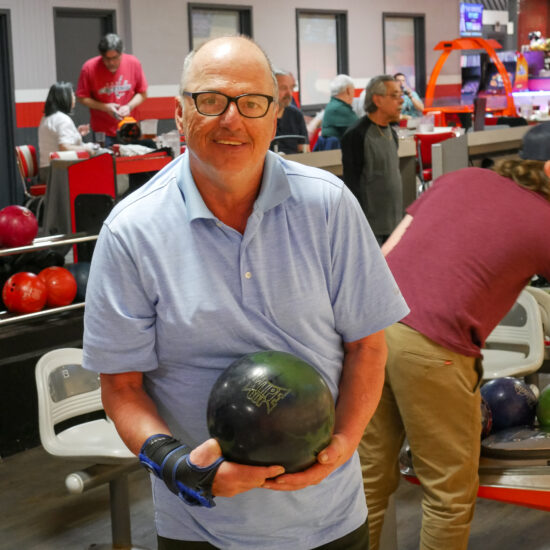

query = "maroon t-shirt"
[{"left": 387, "top": 167, "right": 550, "bottom": 357}]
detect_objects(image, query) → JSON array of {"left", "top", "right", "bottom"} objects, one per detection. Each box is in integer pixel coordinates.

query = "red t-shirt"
[
  {"left": 387, "top": 167, "right": 550, "bottom": 356},
  {"left": 76, "top": 53, "right": 148, "bottom": 136}
]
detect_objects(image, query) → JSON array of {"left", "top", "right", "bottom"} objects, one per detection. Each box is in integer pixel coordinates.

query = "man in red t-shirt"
[
  {"left": 76, "top": 33, "right": 148, "bottom": 144},
  {"left": 359, "top": 122, "right": 550, "bottom": 550}
]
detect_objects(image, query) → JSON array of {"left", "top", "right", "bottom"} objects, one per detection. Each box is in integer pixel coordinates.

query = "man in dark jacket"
[{"left": 341, "top": 75, "right": 403, "bottom": 244}]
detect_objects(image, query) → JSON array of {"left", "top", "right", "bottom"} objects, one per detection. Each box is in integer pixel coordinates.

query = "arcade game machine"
[
  {"left": 512, "top": 31, "right": 550, "bottom": 120},
  {"left": 423, "top": 37, "right": 517, "bottom": 127}
]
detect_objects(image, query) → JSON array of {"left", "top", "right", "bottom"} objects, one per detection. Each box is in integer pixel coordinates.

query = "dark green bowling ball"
[
  {"left": 65, "top": 262, "right": 91, "bottom": 302},
  {"left": 207, "top": 350, "right": 335, "bottom": 473}
]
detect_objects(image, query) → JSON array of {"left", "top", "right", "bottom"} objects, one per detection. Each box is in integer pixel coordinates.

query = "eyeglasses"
[{"left": 182, "top": 91, "right": 275, "bottom": 118}]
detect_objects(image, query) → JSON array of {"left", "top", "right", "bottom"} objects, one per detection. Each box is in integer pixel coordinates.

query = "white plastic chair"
[
  {"left": 526, "top": 286, "right": 550, "bottom": 340},
  {"left": 481, "top": 289, "right": 545, "bottom": 379},
  {"left": 35, "top": 348, "right": 147, "bottom": 550}
]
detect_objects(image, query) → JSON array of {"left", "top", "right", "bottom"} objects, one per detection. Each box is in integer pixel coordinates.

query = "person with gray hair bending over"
[
  {"left": 319, "top": 74, "right": 358, "bottom": 146},
  {"left": 341, "top": 75, "right": 404, "bottom": 245}
]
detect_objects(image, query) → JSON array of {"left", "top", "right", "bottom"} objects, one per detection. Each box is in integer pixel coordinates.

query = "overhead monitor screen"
[{"left": 460, "top": 3, "right": 483, "bottom": 37}]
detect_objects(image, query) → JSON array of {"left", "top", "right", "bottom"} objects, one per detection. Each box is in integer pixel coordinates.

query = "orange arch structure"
[{"left": 424, "top": 37, "right": 516, "bottom": 117}]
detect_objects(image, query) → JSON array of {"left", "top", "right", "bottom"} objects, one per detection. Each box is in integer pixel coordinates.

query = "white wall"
[
  {"left": 129, "top": 0, "right": 462, "bottom": 90},
  {"left": 0, "top": 0, "right": 124, "bottom": 99},
  {"left": 1, "top": 0, "right": 461, "bottom": 102}
]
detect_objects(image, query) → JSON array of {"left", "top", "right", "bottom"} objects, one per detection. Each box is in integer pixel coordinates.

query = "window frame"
[
  {"left": 187, "top": 3, "right": 253, "bottom": 51},
  {"left": 295, "top": 9, "right": 349, "bottom": 114},
  {"left": 382, "top": 12, "right": 426, "bottom": 97}
]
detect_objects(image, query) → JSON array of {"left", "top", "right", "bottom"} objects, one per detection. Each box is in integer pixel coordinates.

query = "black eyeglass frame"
[{"left": 182, "top": 91, "right": 275, "bottom": 118}]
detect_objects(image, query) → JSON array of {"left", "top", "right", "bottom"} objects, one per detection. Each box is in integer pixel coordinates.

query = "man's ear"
[
  {"left": 271, "top": 108, "right": 278, "bottom": 140},
  {"left": 371, "top": 94, "right": 381, "bottom": 111},
  {"left": 175, "top": 97, "right": 185, "bottom": 134},
  {"left": 544, "top": 160, "right": 550, "bottom": 179}
]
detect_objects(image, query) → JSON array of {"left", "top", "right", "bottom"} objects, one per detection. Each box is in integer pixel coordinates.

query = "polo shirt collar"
[
  {"left": 177, "top": 150, "right": 291, "bottom": 222},
  {"left": 255, "top": 151, "right": 291, "bottom": 212}
]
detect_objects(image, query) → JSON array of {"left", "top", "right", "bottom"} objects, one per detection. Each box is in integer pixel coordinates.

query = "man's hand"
[
  {"left": 104, "top": 102, "right": 123, "bottom": 119},
  {"left": 77, "top": 124, "right": 90, "bottom": 136},
  {"left": 116, "top": 104, "right": 131, "bottom": 118},
  {"left": 261, "top": 433, "right": 351, "bottom": 491},
  {"left": 190, "top": 438, "right": 286, "bottom": 498}
]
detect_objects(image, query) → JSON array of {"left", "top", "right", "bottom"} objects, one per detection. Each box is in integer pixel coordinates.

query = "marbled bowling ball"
[{"left": 207, "top": 350, "right": 335, "bottom": 473}]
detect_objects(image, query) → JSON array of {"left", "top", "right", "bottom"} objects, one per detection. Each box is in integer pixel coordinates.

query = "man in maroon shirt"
[{"left": 360, "top": 121, "right": 550, "bottom": 550}]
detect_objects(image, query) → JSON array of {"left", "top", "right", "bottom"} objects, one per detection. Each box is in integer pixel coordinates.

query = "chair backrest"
[
  {"left": 482, "top": 289, "right": 545, "bottom": 379},
  {"left": 15, "top": 145, "right": 39, "bottom": 179},
  {"left": 35, "top": 348, "right": 102, "bottom": 451},
  {"left": 525, "top": 286, "right": 550, "bottom": 338},
  {"left": 414, "top": 131, "right": 455, "bottom": 168},
  {"left": 309, "top": 126, "right": 321, "bottom": 151},
  {"left": 313, "top": 135, "right": 340, "bottom": 152}
]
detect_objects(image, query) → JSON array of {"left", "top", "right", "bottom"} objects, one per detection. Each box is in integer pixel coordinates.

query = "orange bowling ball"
[{"left": 38, "top": 266, "right": 77, "bottom": 307}]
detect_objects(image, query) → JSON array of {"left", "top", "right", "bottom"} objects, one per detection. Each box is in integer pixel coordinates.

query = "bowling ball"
[
  {"left": 38, "top": 266, "right": 77, "bottom": 307},
  {"left": 207, "top": 350, "right": 335, "bottom": 473},
  {"left": 0, "top": 205, "right": 38, "bottom": 248},
  {"left": 481, "top": 396, "right": 493, "bottom": 438},
  {"left": 481, "top": 377, "right": 538, "bottom": 432},
  {"left": 536, "top": 384, "right": 550, "bottom": 427},
  {"left": 2, "top": 272, "right": 47, "bottom": 314},
  {"left": 65, "top": 262, "right": 91, "bottom": 302}
]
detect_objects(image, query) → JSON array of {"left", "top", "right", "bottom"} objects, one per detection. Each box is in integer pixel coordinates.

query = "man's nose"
[{"left": 219, "top": 101, "right": 243, "bottom": 125}]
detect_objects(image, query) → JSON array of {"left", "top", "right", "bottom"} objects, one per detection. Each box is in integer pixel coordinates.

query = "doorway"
[
  {"left": 54, "top": 8, "right": 115, "bottom": 127},
  {"left": 0, "top": 10, "right": 18, "bottom": 208}
]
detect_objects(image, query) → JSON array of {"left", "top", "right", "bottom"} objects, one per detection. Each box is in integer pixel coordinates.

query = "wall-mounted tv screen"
[{"left": 460, "top": 3, "right": 483, "bottom": 37}]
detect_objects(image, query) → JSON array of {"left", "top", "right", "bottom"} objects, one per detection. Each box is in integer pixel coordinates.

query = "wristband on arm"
[{"left": 139, "top": 434, "right": 224, "bottom": 508}]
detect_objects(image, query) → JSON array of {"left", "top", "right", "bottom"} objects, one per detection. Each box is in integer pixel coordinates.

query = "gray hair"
[
  {"left": 98, "top": 33, "right": 123, "bottom": 55},
  {"left": 273, "top": 68, "right": 291, "bottom": 78},
  {"left": 180, "top": 36, "right": 278, "bottom": 99},
  {"left": 330, "top": 74, "right": 354, "bottom": 97},
  {"left": 364, "top": 75, "right": 395, "bottom": 113}
]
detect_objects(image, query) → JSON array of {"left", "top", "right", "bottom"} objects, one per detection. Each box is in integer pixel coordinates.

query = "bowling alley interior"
[{"left": 1, "top": 0, "right": 550, "bottom": 548}]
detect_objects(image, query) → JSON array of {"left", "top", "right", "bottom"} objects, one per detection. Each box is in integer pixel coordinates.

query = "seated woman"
[{"left": 38, "top": 82, "right": 98, "bottom": 181}]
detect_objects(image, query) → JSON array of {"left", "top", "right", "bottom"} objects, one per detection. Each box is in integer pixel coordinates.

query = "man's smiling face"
[{"left": 177, "top": 38, "right": 278, "bottom": 181}]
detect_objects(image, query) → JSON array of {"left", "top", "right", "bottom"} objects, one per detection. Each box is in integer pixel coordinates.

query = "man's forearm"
[
  {"left": 127, "top": 91, "right": 147, "bottom": 111},
  {"left": 335, "top": 331, "right": 387, "bottom": 449},
  {"left": 100, "top": 371, "right": 171, "bottom": 454},
  {"left": 411, "top": 95, "right": 424, "bottom": 113},
  {"left": 77, "top": 96, "right": 110, "bottom": 113}
]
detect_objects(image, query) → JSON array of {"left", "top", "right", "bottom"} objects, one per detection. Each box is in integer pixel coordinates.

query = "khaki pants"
[{"left": 360, "top": 323, "right": 482, "bottom": 550}]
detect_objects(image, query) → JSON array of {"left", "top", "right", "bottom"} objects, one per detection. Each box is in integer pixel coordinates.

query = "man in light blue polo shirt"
[{"left": 83, "top": 36, "right": 409, "bottom": 550}]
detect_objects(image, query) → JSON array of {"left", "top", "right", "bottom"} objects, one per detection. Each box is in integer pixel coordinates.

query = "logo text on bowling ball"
[{"left": 243, "top": 379, "right": 290, "bottom": 414}]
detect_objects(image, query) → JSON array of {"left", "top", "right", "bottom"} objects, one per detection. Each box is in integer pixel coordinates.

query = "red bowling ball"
[
  {"left": 38, "top": 266, "right": 78, "bottom": 307},
  {"left": 2, "top": 272, "right": 47, "bottom": 314},
  {"left": 0, "top": 205, "right": 38, "bottom": 248}
]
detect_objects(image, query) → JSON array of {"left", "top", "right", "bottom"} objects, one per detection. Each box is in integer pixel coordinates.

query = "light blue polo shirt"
[{"left": 83, "top": 150, "right": 408, "bottom": 549}]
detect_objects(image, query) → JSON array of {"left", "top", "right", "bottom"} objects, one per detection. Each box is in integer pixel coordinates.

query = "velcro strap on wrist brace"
[{"left": 139, "top": 434, "right": 224, "bottom": 508}]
